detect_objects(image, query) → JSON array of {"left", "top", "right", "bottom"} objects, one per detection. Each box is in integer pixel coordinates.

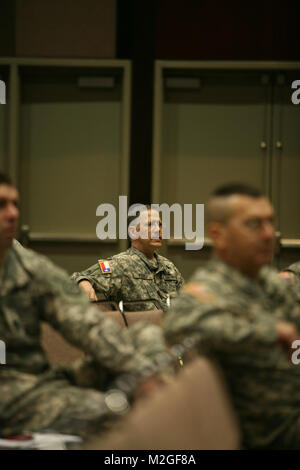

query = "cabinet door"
[
  {"left": 160, "top": 71, "right": 272, "bottom": 207},
  {"left": 18, "top": 65, "right": 128, "bottom": 273},
  {"left": 155, "top": 69, "right": 273, "bottom": 279}
]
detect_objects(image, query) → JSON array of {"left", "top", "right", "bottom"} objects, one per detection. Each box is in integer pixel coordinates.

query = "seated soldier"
[
  {"left": 164, "top": 183, "right": 300, "bottom": 450},
  {"left": 71, "top": 205, "right": 184, "bottom": 311},
  {"left": 0, "top": 174, "right": 166, "bottom": 438}
]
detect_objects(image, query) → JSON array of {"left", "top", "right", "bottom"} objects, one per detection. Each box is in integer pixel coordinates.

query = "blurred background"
[{"left": 0, "top": 0, "right": 299, "bottom": 279}]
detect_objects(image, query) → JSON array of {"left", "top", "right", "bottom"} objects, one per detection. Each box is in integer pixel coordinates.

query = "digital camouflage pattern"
[
  {"left": 164, "top": 257, "right": 300, "bottom": 450},
  {"left": 71, "top": 247, "right": 184, "bottom": 311},
  {"left": 0, "top": 241, "right": 166, "bottom": 437}
]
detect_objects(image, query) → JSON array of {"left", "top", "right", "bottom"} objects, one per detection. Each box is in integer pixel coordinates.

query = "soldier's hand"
[
  {"left": 276, "top": 321, "right": 299, "bottom": 357},
  {"left": 78, "top": 280, "right": 98, "bottom": 301}
]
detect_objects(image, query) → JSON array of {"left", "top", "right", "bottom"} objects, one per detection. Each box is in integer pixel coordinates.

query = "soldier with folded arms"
[
  {"left": 0, "top": 173, "right": 166, "bottom": 438},
  {"left": 164, "top": 183, "right": 300, "bottom": 449}
]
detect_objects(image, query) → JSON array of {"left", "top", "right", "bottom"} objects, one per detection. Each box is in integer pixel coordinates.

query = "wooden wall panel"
[
  {"left": 156, "top": 0, "right": 300, "bottom": 60},
  {"left": 16, "top": 0, "right": 116, "bottom": 58},
  {"left": 0, "top": 0, "right": 16, "bottom": 57}
]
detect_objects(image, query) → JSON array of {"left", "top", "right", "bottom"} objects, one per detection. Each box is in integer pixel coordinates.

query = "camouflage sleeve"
[
  {"left": 163, "top": 293, "right": 278, "bottom": 350},
  {"left": 70, "top": 262, "right": 121, "bottom": 300},
  {"left": 267, "top": 269, "right": 300, "bottom": 327},
  {"left": 39, "top": 258, "right": 163, "bottom": 375},
  {"left": 277, "top": 279, "right": 300, "bottom": 329},
  {"left": 71, "top": 262, "right": 101, "bottom": 286},
  {"left": 175, "top": 268, "right": 184, "bottom": 290},
  {"left": 279, "top": 261, "right": 300, "bottom": 291}
]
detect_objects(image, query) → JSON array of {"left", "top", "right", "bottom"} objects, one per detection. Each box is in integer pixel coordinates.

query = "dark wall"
[
  {"left": 156, "top": 0, "right": 300, "bottom": 60},
  {"left": 0, "top": 0, "right": 16, "bottom": 57},
  {"left": 118, "top": 0, "right": 156, "bottom": 206},
  {"left": 0, "top": 0, "right": 116, "bottom": 58}
]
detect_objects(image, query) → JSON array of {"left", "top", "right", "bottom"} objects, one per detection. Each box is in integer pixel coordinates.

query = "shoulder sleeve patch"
[
  {"left": 183, "top": 282, "right": 216, "bottom": 303},
  {"left": 279, "top": 271, "right": 294, "bottom": 285},
  {"left": 98, "top": 260, "right": 111, "bottom": 274}
]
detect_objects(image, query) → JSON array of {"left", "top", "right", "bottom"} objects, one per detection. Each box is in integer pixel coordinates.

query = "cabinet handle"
[
  {"left": 275, "top": 141, "right": 282, "bottom": 149},
  {"left": 260, "top": 141, "right": 267, "bottom": 149}
]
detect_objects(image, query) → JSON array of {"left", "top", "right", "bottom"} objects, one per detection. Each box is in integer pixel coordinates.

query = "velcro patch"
[
  {"left": 183, "top": 282, "right": 216, "bottom": 303},
  {"left": 98, "top": 260, "right": 111, "bottom": 274}
]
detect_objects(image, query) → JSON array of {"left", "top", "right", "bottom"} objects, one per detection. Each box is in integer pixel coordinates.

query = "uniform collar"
[
  {"left": 128, "top": 246, "right": 163, "bottom": 272},
  {"left": 0, "top": 242, "right": 31, "bottom": 295}
]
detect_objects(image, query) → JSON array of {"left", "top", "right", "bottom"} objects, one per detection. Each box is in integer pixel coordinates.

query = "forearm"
[{"left": 164, "top": 299, "right": 278, "bottom": 349}]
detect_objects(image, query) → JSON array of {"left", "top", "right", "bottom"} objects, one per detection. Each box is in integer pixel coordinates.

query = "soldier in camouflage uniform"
[
  {"left": 164, "top": 183, "right": 300, "bottom": 449},
  {"left": 71, "top": 207, "right": 184, "bottom": 311},
  {"left": 0, "top": 174, "right": 166, "bottom": 438}
]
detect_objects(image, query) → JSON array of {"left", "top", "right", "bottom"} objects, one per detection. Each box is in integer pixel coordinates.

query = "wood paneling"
[
  {"left": 156, "top": 0, "right": 300, "bottom": 60},
  {"left": 0, "top": 0, "right": 16, "bottom": 57},
  {"left": 16, "top": 0, "right": 116, "bottom": 58}
]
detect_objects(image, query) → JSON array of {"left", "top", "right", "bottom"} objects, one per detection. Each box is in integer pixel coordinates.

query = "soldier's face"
[
  {"left": 137, "top": 209, "right": 162, "bottom": 249},
  {"left": 0, "top": 184, "right": 19, "bottom": 249},
  {"left": 212, "top": 195, "right": 275, "bottom": 276}
]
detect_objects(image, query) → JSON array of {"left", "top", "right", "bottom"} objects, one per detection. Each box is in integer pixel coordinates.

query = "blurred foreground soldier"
[
  {"left": 71, "top": 206, "right": 184, "bottom": 311},
  {"left": 164, "top": 183, "right": 300, "bottom": 449},
  {"left": 83, "top": 357, "right": 240, "bottom": 450},
  {"left": 0, "top": 174, "right": 166, "bottom": 438}
]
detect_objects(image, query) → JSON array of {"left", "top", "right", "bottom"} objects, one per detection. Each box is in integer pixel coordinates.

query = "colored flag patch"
[
  {"left": 278, "top": 271, "right": 294, "bottom": 285},
  {"left": 98, "top": 260, "right": 111, "bottom": 274}
]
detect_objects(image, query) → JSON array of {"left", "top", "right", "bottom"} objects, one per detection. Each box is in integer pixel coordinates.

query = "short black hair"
[
  {"left": 207, "top": 183, "right": 266, "bottom": 223},
  {"left": 0, "top": 172, "right": 13, "bottom": 187},
  {"left": 211, "top": 183, "right": 263, "bottom": 199}
]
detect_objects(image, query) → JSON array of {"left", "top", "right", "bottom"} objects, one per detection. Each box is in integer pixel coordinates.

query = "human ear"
[{"left": 208, "top": 222, "right": 227, "bottom": 250}]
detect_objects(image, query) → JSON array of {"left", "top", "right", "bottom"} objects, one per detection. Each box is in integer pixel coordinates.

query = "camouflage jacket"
[
  {"left": 71, "top": 247, "right": 184, "bottom": 311},
  {"left": 164, "top": 257, "right": 300, "bottom": 449},
  {"left": 0, "top": 241, "right": 165, "bottom": 420}
]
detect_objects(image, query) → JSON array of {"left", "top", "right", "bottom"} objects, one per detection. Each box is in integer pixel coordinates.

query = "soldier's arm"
[
  {"left": 39, "top": 259, "right": 162, "bottom": 375},
  {"left": 278, "top": 281, "right": 300, "bottom": 328},
  {"left": 270, "top": 268, "right": 300, "bottom": 326},
  {"left": 175, "top": 268, "right": 185, "bottom": 290},
  {"left": 71, "top": 263, "right": 101, "bottom": 289},
  {"left": 279, "top": 261, "right": 300, "bottom": 294},
  {"left": 164, "top": 292, "right": 279, "bottom": 350},
  {"left": 71, "top": 261, "right": 121, "bottom": 301}
]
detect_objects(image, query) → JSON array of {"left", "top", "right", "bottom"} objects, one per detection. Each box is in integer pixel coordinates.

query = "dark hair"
[
  {"left": 211, "top": 183, "right": 263, "bottom": 199},
  {"left": 0, "top": 172, "right": 13, "bottom": 187}
]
